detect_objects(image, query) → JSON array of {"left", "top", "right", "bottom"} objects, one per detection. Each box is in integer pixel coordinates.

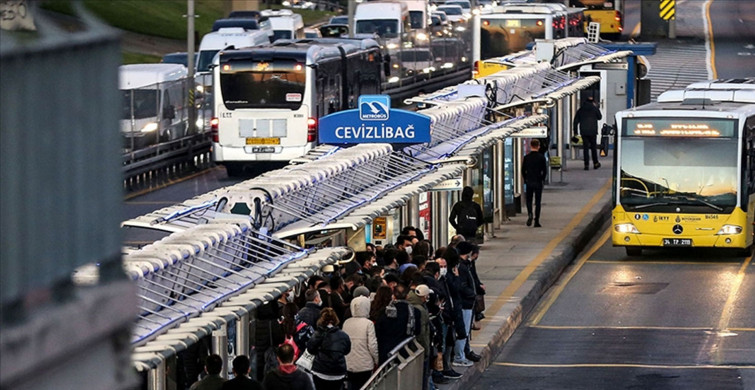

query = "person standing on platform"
[
  {"left": 522, "top": 139, "right": 547, "bottom": 228},
  {"left": 573, "top": 96, "right": 603, "bottom": 170},
  {"left": 189, "top": 354, "right": 225, "bottom": 390},
  {"left": 221, "top": 355, "right": 263, "bottom": 390},
  {"left": 449, "top": 186, "right": 484, "bottom": 244}
]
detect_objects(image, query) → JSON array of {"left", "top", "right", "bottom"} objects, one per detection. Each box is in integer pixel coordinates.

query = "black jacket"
[
  {"left": 307, "top": 325, "right": 351, "bottom": 377},
  {"left": 262, "top": 367, "right": 315, "bottom": 390},
  {"left": 522, "top": 151, "right": 547, "bottom": 187},
  {"left": 297, "top": 302, "right": 321, "bottom": 328},
  {"left": 449, "top": 187, "right": 484, "bottom": 238},
  {"left": 457, "top": 259, "right": 477, "bottom": 310},
  {"left": 573, "top": 101, "right": 603, "bottom": 136},
  {"left": 220, "top": 375, "right": 262, "bottom": 390},
  {"left": 375, "top": 300, "right": 422, "bottom": 364}
]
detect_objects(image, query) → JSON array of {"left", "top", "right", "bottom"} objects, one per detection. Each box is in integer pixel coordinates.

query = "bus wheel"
[{"left": 625, "top": 247, "right": 642, "bottom": 256}]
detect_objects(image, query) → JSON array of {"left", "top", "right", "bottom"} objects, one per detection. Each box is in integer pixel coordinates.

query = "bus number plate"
[
  {"left": 246, "top": 137, "right": 280, "bottom": 145},
  {"left": 662, "top": 238, "right": 692, "bottom": 247},
  {"left": 252, "top": 146, "right": 276, "bottom": 153}
]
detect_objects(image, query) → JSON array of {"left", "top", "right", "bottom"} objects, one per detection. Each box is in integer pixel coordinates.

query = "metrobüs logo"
[{"left": 359, "top": 95, "right": 390, "bottom": 121}]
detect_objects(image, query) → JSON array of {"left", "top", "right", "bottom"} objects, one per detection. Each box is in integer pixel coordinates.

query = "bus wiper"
[
  {"left": 680, "top": 196, "right": 723, "bottom": 211},
  {"left": 633, "top": 202, "right": 671, "bottom": 210}
]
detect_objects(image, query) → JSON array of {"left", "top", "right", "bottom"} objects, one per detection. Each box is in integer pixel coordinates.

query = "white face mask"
[
  {"left": 405, "top": 246, "right": 413, "bottom": 255},
  {"left": 439, "top": 267, "right": 447, "bottom": 277}
]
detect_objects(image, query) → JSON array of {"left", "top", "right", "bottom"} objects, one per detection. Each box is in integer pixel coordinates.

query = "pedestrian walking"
[
  {"left": 189, "top": 354, "right": 225, "bottom": 390},
  {"left": 307, "top": 307, "right": 351, "bottom": 390},
  {"left": 522, "top": 139, "right": 547, "bottom": 228},
  {"left": 449, "top": 186, "right": 484, "bottom": 244},
  {"left": 573, "top": 96, "right": 603, "bottom": 170}
]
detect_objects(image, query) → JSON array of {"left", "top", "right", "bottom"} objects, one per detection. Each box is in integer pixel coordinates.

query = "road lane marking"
[
  {"left": 717, "top": 256, "right": 752, "bottom": 332},
  {"left": 587, "top": 260, "right": 741, "bottom": 265},
  {"left": 631, "top": 22, "right": 641, "bottom": 39},
  {"left": 479, "top": 178, "right": 612, "bottom": 333},
  {"left": 530, "top": 229, "right": 610, "bottom": 325},
  {"left": 703, "top": 0, "right": 717, "bottom": 79},
  {"left": 493, "top": 362, "right": 755, "bottom": 369},
  {"left": 530, "top": 325, "right": 713, "bottom": 331}
]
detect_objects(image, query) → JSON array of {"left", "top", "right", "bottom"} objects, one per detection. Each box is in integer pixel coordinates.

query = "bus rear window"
[
  {"left": 480, "top": 18, "right": 546, "bottom": 59},
  {"left": 219, "top": 60, "right": 306, "bottom": 110}
]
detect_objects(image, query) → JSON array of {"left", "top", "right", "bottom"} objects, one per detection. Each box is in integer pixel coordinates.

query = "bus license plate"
[
  {"left": 246, "top": 137, "right": 280, "bottom": 145},
  {"left": 252, "top": 146, "right": 276, "bottom": 153},
  {"left": 662, "top": 238, "right": 692, "bottom": 247}
]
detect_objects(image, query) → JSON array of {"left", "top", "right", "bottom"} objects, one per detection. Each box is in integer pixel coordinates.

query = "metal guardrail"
[
  {"left": 123, "top": 132, "right": 212, "bottom": 192},
  {"left": 363, "top": 337, "right": 425, "bottom": 390}
]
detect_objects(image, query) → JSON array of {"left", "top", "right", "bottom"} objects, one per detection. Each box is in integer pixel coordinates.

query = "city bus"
[
  {"left": 612, "top": 79, "right": 755, "bottom": 256},
  {"left": 570, "top": 0, "right": 624, "bottom": 40},
  {"left": 211, "top": 38, "right": 385, "bottom": 175},
  {"left": 474, "top": 2, "right": 584, "bottom": 77}
]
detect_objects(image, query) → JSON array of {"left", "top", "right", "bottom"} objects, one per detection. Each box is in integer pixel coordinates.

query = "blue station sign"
[{"left": 319, "top": 95, "right": 431, "bottom": 145}]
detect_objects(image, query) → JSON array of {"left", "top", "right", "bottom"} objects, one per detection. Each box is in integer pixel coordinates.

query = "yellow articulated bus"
[
  {"left": 612, "top": 79, "right": 755, "bottom": 256},
  {"left": 570, "top": 0, "right": 624, "bottom": 40}
]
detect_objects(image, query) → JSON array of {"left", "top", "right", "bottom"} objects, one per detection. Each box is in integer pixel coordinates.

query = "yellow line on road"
[
  {"left": 479, "top": 178, "right": 612, "bottom": 333},
  {"left": 530, "top": 230, "right": 610, "bottom": 325},
  {"left": 493, "top": 362, "right": 755, "bottom": 369},
  {"left": 705, "top": 0, "right": 718, "bottom": 79},
  {"left": 730, "top": 328, "right": 755, "bottom": 332},
  {"left": 631, "top": 22, "right": 641, "bottom": 39},
  {"left": 717, "top": 256, "right": 752, "bottom": 331}
]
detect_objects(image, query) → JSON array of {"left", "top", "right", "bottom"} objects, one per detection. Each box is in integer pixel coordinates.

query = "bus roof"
[{"left": 218, "top": 39, "right": 379, "bottom": 66}]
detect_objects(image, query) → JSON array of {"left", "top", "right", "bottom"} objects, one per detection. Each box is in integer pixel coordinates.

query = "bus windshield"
[
  {"left": 219, "top": 59, "right": 306, "bottom": 109},
  {"left": 480, "top": 18, "right": 546, "bottom": 59},
  {"left": 618, "top": 135, "right": 738, "bottom": 212},
  {"left": 355, "top": 19, "right": 400, "bottom": 38}
]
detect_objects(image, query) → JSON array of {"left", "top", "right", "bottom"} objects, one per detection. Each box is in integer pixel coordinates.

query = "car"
[
  {"left": 282, "top": 0, "right": 316, "bottom": 10},
  {"left": 329, "top": 15, "right": 349, "bottom": 25},
  {"left": 319, "top": 23, "right": 349, "bottom": 38},
  {"left": 304, "top": 28, "right": 321, "bottom": 38},
  {"left": 445, "top": 0, "right": 472, "bottom": 17},
  {"left": 397, "top": 48, "right": 436, "bottom": 79},
  {"left": 211, "top": 18, "right": 260, "bottom": 32},
  {"left": 161, "top": 52, "right": 197, "bottom": 69},
  {"left": 435, "top": 5, "right": 466, "bottom": 23}
]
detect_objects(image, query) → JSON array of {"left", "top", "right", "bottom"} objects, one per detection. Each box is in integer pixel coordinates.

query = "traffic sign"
[{"left": 660, "top": 0, "right": 675, "bottom": 21}]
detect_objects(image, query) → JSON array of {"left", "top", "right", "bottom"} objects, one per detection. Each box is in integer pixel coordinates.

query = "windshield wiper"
[
  {"left": 633, "top": 196, "right": 723, "bottom": 211},
  {"left": 680, "top": 196, "right": 723, "bottom": 211},
  {"left": 633, "top": 202, "right": 670, "bottom": 210}
]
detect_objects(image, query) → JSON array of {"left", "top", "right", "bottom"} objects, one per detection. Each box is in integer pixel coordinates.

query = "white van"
[
  {"left": 354, "top": 1, "right": 411, "bottom": 50},
  {"left": 260, "top": 9, "right": 305, "bottom": 41},
  {"left": 120, "top": 64, "right": 189, "bottom": 149},
  {"left": 196, "top": 27, "right": 271, "bottom": 73}
]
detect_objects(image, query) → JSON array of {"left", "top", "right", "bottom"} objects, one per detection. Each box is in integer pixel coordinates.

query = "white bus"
[
  {"left": 260, "top": 9, "right": 305, "bottom": 41},
  {"left": 211, "top": 38, "right": 386, "bottom": 175}
]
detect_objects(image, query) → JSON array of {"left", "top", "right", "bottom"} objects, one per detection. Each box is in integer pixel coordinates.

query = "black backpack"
[{"left": 457, "top": 202, "right": 479, "bottom": 234}]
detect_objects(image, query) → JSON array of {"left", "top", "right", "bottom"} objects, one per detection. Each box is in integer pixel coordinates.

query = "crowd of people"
[{"left": 186, "top": 226, "right": 487, "bottom": 390}]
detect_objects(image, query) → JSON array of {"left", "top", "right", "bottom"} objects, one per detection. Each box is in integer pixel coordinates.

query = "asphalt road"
[
  {"left": 709, "top": 0, "right": 755, "bottom": 79},
  {"left": 472, "top": 225, "right": 755, "bottom": 390}
]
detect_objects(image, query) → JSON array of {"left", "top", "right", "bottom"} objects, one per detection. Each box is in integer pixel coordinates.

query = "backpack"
[
  {"left": 263, "top": 326, "right": 279, "bottom": 373},
  {"left": 457, "top": 202, "right": 479, "bottom": 235}
]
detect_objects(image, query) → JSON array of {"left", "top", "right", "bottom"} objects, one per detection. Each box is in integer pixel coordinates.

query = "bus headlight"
[
  {"left": 614, "top": 223, "right": 639, "bottom": 234},
  {"left": 716, "top": 225, "right": 742, "bottom": 235},
  {"left": 141, "top": 122, "right": 159, "bottom": 133}
]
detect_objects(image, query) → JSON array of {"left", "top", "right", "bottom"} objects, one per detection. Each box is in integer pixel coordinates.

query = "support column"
[
  {"left": 212, "top": 326, "right": 229, "bottom": 379},
  {"left": 148, "top": 361, "right": 166, "bottom": 390},
  {"left": 407, "top": 195, "right": 420, "bottom": 230},
  {"left": 236, "top": 313, "right": 249, "bottom": 365}
]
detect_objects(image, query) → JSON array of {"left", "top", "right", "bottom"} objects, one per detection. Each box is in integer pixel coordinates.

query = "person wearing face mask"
[
  {"left": 298, "top": 289, "right": 323, "bottom": 329},
  {"left": 394, "top": 235, "right": 413, "bottom": 254}
]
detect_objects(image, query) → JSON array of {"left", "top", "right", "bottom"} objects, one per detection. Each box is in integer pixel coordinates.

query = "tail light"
[
  {"left": 473, "top": 60, "right": 479, "bottom": 77},
  {"left": 211, "top": 117, "right": 219, "bottom": 142},
  {"left": 615, "top": 11, "right": 622, "bottom": 22},
  {"left": 307, "top": 117, "right": 317, "bottom": 143}
]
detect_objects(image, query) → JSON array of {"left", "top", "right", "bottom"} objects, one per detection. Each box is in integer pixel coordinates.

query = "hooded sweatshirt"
[{"left": 342, "top": 296, "right": 379, "bottom": 373}]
